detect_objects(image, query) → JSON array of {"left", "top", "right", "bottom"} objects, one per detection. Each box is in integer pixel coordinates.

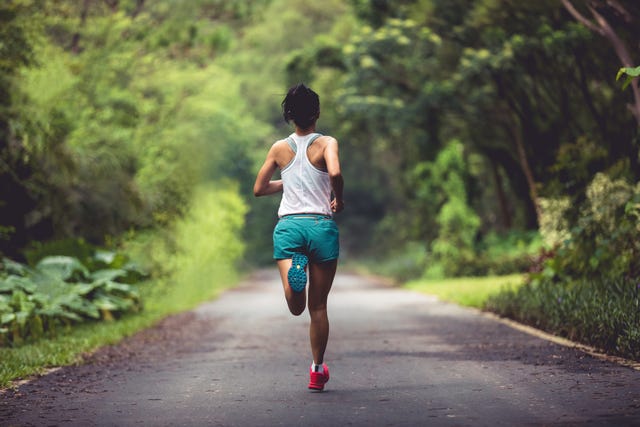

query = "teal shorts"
[{"left": 273, "top": 215, "right": 340, "bottom": 263}]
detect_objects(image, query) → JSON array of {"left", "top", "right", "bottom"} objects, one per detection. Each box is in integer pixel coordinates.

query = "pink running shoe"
[{"left": 308, "top": 364, "right": 330, "bottom": 391}]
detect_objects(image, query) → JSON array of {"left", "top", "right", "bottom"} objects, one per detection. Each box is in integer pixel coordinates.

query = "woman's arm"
[
  {"left": 253, "top": 145, "right": 283, "bottom": 197},
  {"left": 324, "top": 138, "right": 344, "bottom": 213}
]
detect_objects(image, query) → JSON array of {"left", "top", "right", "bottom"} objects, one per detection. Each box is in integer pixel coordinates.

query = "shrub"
[
  {"left": 122, "top": 184, "right": 247, "bottom": 313},
  {"left": 487, "top": 173, "right": 640, "bottom": 360},
  {"left": 0, "top": 252, "right": 147, "bottom": 346},
  {"left": 486, "top": 276, "right": 640, "bottom": 360},
  {"left": 543, "top": 173, "right": 640, "bottom": 282}
]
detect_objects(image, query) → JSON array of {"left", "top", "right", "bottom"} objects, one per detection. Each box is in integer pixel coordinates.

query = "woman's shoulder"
[
  {"left": 316, "top": 135, "right": 338, "bottom": 146},
  {"left": 270, "top": 138, "right": 291, "bottom": 151}
]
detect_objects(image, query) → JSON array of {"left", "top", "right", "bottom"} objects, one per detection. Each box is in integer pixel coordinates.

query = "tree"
[
  {"left": 561, "top": 0, "right": 640, "bottom": 126},
  {"left": 0, "top": 1, "right": 39, "bottom": 257}
]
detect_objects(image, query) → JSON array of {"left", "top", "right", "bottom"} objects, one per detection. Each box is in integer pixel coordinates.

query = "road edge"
[{"left": 478, "top": 309, "right": 640, "bottom": 371}]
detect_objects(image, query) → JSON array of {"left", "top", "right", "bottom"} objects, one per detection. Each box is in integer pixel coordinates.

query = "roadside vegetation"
[
  {"left": 1, "top": 186, "right": 245, "bottom": 387},
  {"left": 405, "top": 275, "right": 525, "bottom": 309},
  {"left": 486, "top": 174, "right": 640, "bottom": 360},
  {"left": 1, "top": 0, "right": 639, "bottom": 385}
]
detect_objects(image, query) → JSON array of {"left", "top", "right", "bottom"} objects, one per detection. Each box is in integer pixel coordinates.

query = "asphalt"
[{"left": 2, "top": 270, "right": 640, "bottom": 426}]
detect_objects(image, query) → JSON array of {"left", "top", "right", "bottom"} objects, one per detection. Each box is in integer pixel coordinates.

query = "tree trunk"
[
  {"left": 131, "top": 0, "right": 145, "bottom": 17},
  {"left": 103, "top": 0, "right": 118, "bottom": 11},
  {"left": 489, "top": 157, "right": 512, "bottom": 230},
  {"left": 70, "top": 0, "right": 92, "bottom": 54},
  {"left": 511, "top": 124, "right": 542, "bottom": 228}
]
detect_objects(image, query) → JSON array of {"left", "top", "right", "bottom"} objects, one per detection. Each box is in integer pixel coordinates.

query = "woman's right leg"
[
  {"left": 307, "top": 259, "right": 337, "bottom": 365},
  {"left": 277, "top": 259, "right": 306, "bottom": 316}
]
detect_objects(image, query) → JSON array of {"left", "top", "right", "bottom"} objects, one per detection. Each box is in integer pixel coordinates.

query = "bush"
[
  {"left": 486, "top": 277, "right": 640, "bottom": 360},
  {"left": 364, "top": 231, "right": 540, "bottom": 282},
  {"left": 122, "top": 184, "right": 247, "bottom": 313},
  {"left": 0, "top": 251, "right": 147, "bottom": 346},
  {"left": 487, "top": 174, "right": 640, "bottom": 360},
  {"left": 541, "top": 173, "right": 640, "bottom": 283},
  {"left": 423, "top": 230, "right": 541, "bottom": 279}
]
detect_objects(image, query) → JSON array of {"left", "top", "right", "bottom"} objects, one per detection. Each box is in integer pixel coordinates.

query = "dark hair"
[{"left": 282, "top": 83, "right": 320, "bottom": 129}]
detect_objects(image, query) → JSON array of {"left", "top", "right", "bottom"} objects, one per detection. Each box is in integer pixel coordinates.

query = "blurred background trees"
[
  {"left": 291, "top": 0, "right": 639, "bottom": 278},
  {"left": 1, "top": 0, "right": 638, "bottom": 284}
]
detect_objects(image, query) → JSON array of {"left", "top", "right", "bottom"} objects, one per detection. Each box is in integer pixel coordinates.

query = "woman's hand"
[{"left": 331, "top": 198, "right": 344, "bottom": 213}]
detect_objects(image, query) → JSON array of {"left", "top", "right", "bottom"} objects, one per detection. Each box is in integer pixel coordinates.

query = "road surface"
[{"left": 2, "top": 270, "right": 640, "bottom": 426}]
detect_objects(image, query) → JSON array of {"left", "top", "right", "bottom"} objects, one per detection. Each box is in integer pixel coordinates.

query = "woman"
[{"left": 253, "top": 83, "right": 344, "bottom": 391}]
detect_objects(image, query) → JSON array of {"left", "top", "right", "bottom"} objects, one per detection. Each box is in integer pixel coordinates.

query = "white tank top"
[{"left": 278, "top": 132, "right": 333, "bottom": 217}]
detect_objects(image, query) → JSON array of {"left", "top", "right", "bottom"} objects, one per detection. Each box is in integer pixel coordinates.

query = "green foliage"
[
  {"left": 363, "top": 230, "right": 539, "bottom": 282},
  {"left": 541, "top": 174, "right": 640, "bottom": 282},
  {"left": 0, "top": 309, "right": 159, "bottom": 388},
  {"left": 299, "top": 0, "right": 640, "bottom": 263},
  {"left": 122, "top": 185, "right": 247, "bottom": 313},
  {"left": 616, "top": 65, "right": 640, "bottom": 90},
  {"left": 486, "top": 277, "right": 640, "bottom": 360},
  {"left": 2, "top": 0, "right": 267, "bottom": 257},
  {"left": 0, "top": 250, "right": 147, "bottom": 346},
  {"left": 488, "top": 173, "right": 640, "bottom": 360},
  {"left": 1, "top": 183, "right": 247, "bottom": 385},
  {"left": 467, "top": 230, "right": 543, "bottom": 276},
  {"left": 411, "top": 141, "right": 481, "bottom": 278},
  {"left": 361, "top": 241, "right": 429, "bottom": 282},
  {"left": 538, "top": 197, "right": 572, "bottom": 248},
  {"left": 165, "top": 184, "right": 247, "bottom": 305}
]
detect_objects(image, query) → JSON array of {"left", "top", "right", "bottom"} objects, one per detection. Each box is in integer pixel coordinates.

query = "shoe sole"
[{"left": 288, "top": 253, "right": 308, "bottom": 292}]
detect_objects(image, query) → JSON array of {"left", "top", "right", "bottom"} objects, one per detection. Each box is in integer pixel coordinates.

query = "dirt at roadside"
[{"left": 1, "top": 311, "right": 215, "bottom": 416}]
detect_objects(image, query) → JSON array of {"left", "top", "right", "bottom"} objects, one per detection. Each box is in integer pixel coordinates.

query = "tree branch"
[
  {"left": 561, "top": 0, "right": 604, "bottom": 35},
  {"left": 563, "top": 0, "right": 640, "bottom": 125},
  {"left": 605, "top": 0, "right": 634, "bottom": 23}
]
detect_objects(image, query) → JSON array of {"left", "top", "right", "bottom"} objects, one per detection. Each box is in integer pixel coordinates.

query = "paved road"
[{"left": 2, "top": 270, "right": 640, "bottom": 426}]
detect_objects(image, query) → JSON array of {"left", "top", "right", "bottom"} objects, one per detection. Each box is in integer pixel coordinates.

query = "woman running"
[{"left": 253, "top": 83, "right": 344, "bottom": 391}]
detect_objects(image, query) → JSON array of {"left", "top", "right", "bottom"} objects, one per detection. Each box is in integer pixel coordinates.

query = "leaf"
[
  {"left": 15, "top": 311, "right": 30, "bottom": 327},
  {"left": 93, "top": 250, "right": 128, "bottom": 269},
  {"left": 92, "top": 293, "right": 134, "bottom": 311},
  {"left": 119, "top": 262, "right": 150, "bottom": 283},
  {"left": 2, "top": 258, "right": 31, "bottom": 276},
  {"left": 93, "top": 250, "right": 117, "bottom": 266},
  {"left": 90, "top": 269, "right": 128, "bottom": 282},
  {"left": 616, "top": 66, "right": 640, "bottom": 90},
  {"left": 1, "top": 313, "right": 16, "bottom": 325},
  {"left": 0, "top": 275, "right": 37, "bottom": 294},
  {"left": 102, "top": 281, "right": 135, "bottom": 294},
  {"left": 36, "top": 304, "right": 83, "bottom": 322},
  {"left": 74, "top": 282, "right": 102, "bottom": 296},
  {"left": 0, "top": 295, "right": 11, "bottom": 313},
  {"left": 11, "top": 290, "right": 35, "bottom": 313},
  {"left": 61, "top": 299, "right": 100, "bottom": 319},
  {"left": 36, "top": 256, "right": 90, "bottom": 281},
  {"left": 91, "top": 296, "right": 122, "bottom": 311}
]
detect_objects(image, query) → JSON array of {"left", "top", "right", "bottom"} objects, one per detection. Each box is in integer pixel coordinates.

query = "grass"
[
  {"left": 404, "top": 274, "right": 526, "bottom": 308},
  {"left": 0, "top": 276, "right": 238, "bottom": 389},
  {"left": 0, "top": 308, "right": 161, "bottom": 388}
]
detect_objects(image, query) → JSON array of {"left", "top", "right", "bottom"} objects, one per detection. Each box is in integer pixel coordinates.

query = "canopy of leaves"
[{"left": 2, "top": 0, "right": 639, "bottom": 283}]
